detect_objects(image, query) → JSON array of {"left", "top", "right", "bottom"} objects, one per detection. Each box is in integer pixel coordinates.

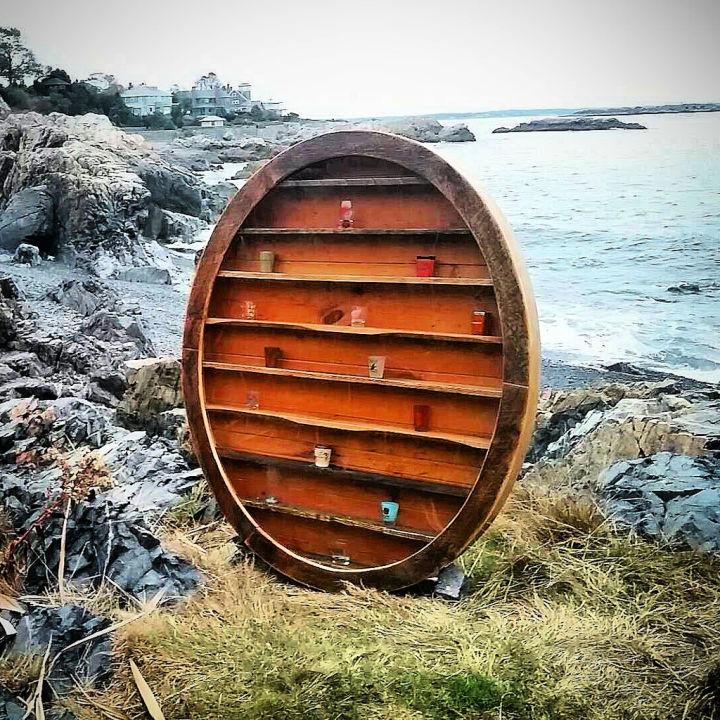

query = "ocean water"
[{"left": 435, "top": 113, "right": 720, "bottom": 383}]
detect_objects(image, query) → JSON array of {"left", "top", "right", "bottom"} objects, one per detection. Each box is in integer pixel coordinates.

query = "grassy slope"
[{"left": 53, "top": 485, "right": 720, "bottom": 720}]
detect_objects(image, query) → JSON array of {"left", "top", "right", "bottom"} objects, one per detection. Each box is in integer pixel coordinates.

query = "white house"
[
  {"left": 120, "top": 84, "right": 173, "bottom": 117},
  {"left": 199, "top": 115, "right": 225, "bottom": 127}
]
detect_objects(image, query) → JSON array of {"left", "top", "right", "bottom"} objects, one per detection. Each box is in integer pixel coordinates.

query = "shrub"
[
  {"left": 145, "top": 111, "right": 175, "bottom": 130},
  {"left": 0, "top": 84, "right": 32, "bottom": 109}
]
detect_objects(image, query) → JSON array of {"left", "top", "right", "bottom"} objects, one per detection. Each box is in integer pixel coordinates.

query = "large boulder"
[
  {"left": 0, "top": 112, "right": 208, "bottom": 274},
  {"left": 116, "top": 356, "right": 183, "bottom": 430},
  {"left": 0, "top": 185, "right": 54, "bottom": 252}
]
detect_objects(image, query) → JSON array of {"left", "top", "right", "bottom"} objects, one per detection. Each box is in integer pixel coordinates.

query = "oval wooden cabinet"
[{"left": 183, "top": 131, "right": 540, "bottom": 591}]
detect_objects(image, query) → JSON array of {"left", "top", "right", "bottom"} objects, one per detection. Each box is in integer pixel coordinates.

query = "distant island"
[
  {"left": 493, "top": 117, "right": 647, "bottom": 133},
  {"left": 572, "top": 102, "right": 720, "bottom": 117}
]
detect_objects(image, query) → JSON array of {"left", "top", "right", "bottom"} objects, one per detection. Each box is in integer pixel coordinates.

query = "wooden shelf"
[
  {"left": 205, "top": 318, "right": 503, "bottom": 345},
  {"left": 237, "top": 228, "right": 470, "bottom": 236},
  {"left": 216, "top": 447, "right": 470, "bottom": 498},
  {"left": 217, "top": 270, "right": 493, "bottom": 286},
  {"left": 206, "top": 403, "right": 492, "bottom": 450},
  {"left": 204, "top": 361, "right": 503, "bottom": 398},
  {"left": 241, "top": 498, "right": 435, "bottom": 543},
  {"left": 278, "top": 177, "right": 430, "bottom": 188}
]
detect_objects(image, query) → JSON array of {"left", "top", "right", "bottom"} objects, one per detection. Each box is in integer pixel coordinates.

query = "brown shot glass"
[
  {"left": 264, "top": 346, "right": 283, "bottom": 368},
  {"left": 413, "top": 404, "right": 431, "bottom": 432}
]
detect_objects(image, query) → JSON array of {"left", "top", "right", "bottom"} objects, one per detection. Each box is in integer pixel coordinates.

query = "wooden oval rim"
[{"left": 183, "top": 130, "right": 540, "bottom": 591}]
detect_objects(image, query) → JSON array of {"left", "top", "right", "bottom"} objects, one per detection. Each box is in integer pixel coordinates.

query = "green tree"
[
  {"left": 0, "top": 27, "right": 43, "bottom": 86},
  {"left": 45, "top": 67, "right": 71, "bottom": 84},
  {"left": 145, "top": 110, "right": 175, "bottom": 130},
  {"left": 98, "top": 90, "right": 134, "bottom": 126},
  {"left": 249, "top": 104, "right": 268, "bottom": 121}
]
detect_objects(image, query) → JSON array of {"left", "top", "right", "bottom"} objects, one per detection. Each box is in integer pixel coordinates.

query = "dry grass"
[{"left": 16, "top": 485, "right": 720, "bottom": 720}]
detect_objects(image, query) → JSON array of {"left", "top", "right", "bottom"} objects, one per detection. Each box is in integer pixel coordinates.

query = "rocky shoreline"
[{"left": 0, "top": 109, "right": 718, "bottom": 717}]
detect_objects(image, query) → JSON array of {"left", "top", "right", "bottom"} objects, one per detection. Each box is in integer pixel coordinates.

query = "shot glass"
[
  {"left": 368, "top": 355, "right": 386, "bottom": 379},
  {"left": 242, "top": 300, "right": 256, "bottom": 320},
  {"left": 471, "top": 310, "right": 487, "bottom": 335},
  {"left": 350, "top": 306, "right": 367, "bottom": 327},
  {"left": 415, "top": 255, "right": 436, "bottom": 277},
  {"left": 259, "top": 250, "right": 275, "bottom": 273},
  {"left": 314, "top": 445, "right": 332, "bottom": 468},
  {"left": 413, "top": 404, "right": 431, "bottom": 432},
  {"left": 264, "top": 346, "right": 283, "bottom": 368},
  {"left": 339, "top": 199, "right": 353, "bottom": 228},
  {"left": 381, "top": 501, "right": 399, "bottom": 523}
]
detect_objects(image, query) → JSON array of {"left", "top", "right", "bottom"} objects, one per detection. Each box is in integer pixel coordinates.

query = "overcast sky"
[{"left": 4, "top": 0, "right": 720, "bottom": 118}]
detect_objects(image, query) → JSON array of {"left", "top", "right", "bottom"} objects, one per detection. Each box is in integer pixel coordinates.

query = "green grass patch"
[{"left": 70, "top": 487, "right": 720, "bottom": 720}]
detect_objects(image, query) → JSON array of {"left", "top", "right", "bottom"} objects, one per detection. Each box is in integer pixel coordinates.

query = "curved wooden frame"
[{"left": 183, "top": 131, "right": 540, "bottom": 591}]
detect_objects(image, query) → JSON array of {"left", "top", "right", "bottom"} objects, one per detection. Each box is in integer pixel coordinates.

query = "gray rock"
[
  {"left": 0, "top": 186, "right": 54, "bottom": 252},
  {"left": 0, "top": 112, "right": 206, "bottom": 274},
  {"left": 668, "top": 282, "right": 701, "bottom": 295},
  {"left": 434, "top": 563, "right": 465, "bottom": 599},
  {"left": 80, "top": 310, "right": 154, "bottom": 355},
  {"left": 45, "top": 278, "right": 121, "bottom": 317},
  {"left": 573, "top": 102, "right": 720, "bottom": 116},
  {"left": 8, "top": 603, "right": 111, "bottom": 691},
  {"left": 0, "top": 696, "right": 25, "bottom": 720},
  {"left": 600, "top": 452, "right": 720, "bottom": 551},
  {"left": 0, "top": 376, "right": 58, "bottom": 400},
  {"left": 116, "top": 266, "right": 172, "bottom": 285},
  {"left": 204, "top": 181, "right": 237, "bottom": 217},
  {"left": 231, "top": 159, "right": 269, "bottom": 180},
  {"left": 493, "top": 117, "right": 647, "bottom": 133},
  {"left": 12, "top": 243, "right": 41, "bottom": 266},
  {"left": 116, "top": 357, "right": 183, "bottom": 430},
  {"left": 437, "top": 123, "right": 476, "bottom": 142},
  {"left": 0, "top": 277, "right": 25, "bottom": 350},
  {"left": 0, "top": 435, "right": 201, "bottom": 600}
]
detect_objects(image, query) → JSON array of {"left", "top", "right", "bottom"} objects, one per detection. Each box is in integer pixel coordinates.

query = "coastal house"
[
  {"left": 199, "top": 115, "right": 225, "bottom": 128},
  {"left": 182, "top": 73, "right": 253, "bottom": 117},
  {"left": 38, "top": 75, "right": 70, "bottom": 92},
  {"left": 120, "top": 84, "right": 172, "bottom": 117}
]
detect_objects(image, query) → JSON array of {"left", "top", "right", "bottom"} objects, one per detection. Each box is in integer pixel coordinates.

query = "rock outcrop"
[
  {"left": 362, "top": 117, "right": 476, "bottom": 142},
  {"left": 600, "top": 452, "right": 720, "bottom": 551},
  {"left": 526, "top": 381, "right": 719, "bottom": 491},
  {"left": 493, "top": 117, "right": 647, "bottom": 133},
  {"left": 115, "top": 356, "right": 183, "bottom": 430},
  {"left": 0, "top": 112, "right": 210, "bottom": 275}
]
